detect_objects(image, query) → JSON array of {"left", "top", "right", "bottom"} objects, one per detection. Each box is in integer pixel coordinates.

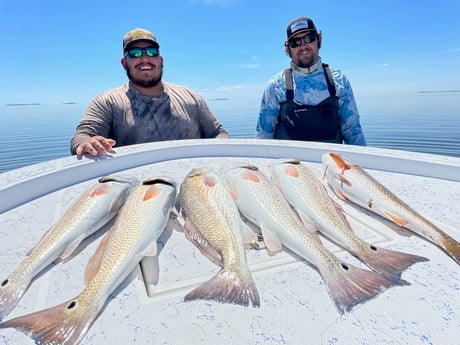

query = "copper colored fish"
[{"left": 323, "top": 152, "right": 460, "bottom": 265}]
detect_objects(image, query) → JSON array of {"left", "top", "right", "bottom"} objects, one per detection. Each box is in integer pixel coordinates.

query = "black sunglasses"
[
  {"left": 288, "top": 32, "right": 317, "bottom": 48},
  {"left": 124, "top": 47, "right": 159, "bottom": 58}
]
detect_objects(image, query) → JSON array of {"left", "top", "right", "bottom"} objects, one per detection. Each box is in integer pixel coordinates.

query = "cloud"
[
  {"left": 376, "top": 63, "right": 389, "bottom": 67},
  {"left": 227, "top": 63, "right": 260, "bottom": 69},
  {"left": 442, "top": 47, "right": 460, "bottom": 54},
  {"left": 227, "top": 56, "right": 261, "bottom": 69}
]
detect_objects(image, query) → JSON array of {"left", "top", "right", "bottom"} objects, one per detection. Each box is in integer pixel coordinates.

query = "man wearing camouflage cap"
[
  {"left": 71, "top": 28, "right": 229, "bottom": 156},
  {"left": 256, "top": 17, "right": 366, "bottom": 145}
]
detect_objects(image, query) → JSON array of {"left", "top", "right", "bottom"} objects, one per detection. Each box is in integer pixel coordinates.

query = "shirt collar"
[{"left": 290, "top": 58, "right": 322, "bottom": 75}]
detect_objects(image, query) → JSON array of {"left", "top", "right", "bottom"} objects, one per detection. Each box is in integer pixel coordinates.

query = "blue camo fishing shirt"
[{"left": 256, "top": 59, "right": 367, "bottom": 146}]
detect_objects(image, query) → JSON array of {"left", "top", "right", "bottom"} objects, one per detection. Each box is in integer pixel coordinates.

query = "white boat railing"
[{"left": 1, "top": 139, "right": 459, "bottom": 214}]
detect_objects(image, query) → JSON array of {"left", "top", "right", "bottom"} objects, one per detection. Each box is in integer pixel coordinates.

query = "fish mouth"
[
  {"left": 142, "top": 176, "right": 177, "bottom": 188},
  {"left": 271, "top": 158, "right": 300, "bottom": 166},
  {"left": 98, "top": 174, "right": 139, "bottom": 186},
  {"left": 229, "top": 164, "right": 259, "bottom": 171},
  {"left": 186, "top": 167, "right": 209, "bottom": 178}
]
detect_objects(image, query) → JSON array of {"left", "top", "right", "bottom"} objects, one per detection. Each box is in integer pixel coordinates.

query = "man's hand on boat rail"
[{"left": 76, "top": 135, "right": 116, "bottom": 156}]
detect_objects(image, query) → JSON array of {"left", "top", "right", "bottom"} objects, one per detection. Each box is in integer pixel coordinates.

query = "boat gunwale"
[{"left": 1, "top": 138, "right": 459, "bottom": 214}]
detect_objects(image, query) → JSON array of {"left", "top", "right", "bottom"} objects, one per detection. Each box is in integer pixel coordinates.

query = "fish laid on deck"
[
  {"left": 179, "top": 167, "right": 260, "bottom": 307},
  {"left": 271, "top": 158, "right": 428, "bottom": 283},
  {"left": 0, "top": 176, "right": 177, "bottom": 345},
  {"left": 322, "top": 152, "right": 460, "bottom": 265},
  {"left": 222, "top": 164, "right": 403, "bottom": 314},
  {"left": 0, "top": 175, "right": 137, "bottom": 322}
]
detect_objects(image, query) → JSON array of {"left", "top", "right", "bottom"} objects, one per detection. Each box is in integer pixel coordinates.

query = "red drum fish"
[
  {"left": 271, "top": 158, "right": 427, "bottom": 283},
  {"left": 0, "top": 176, "right": 177, "bottom": 345},
  {"left": 0, "top": 175, "right": 137, "bottom": 322},
  {"left": 180, "top": 168, "right": 260, "bottom": 307},
  {"left": 222, "top": 164, "right": 402, "bottom": 314},
  {"left": 322, "top": 152, "right": 460, "bottom": 265}
]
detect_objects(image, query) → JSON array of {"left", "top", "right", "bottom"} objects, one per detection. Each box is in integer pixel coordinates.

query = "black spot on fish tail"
[
  {"left": 67, "top": 301, "right": 77, "bottom": 309},
  {"left": 359, "top": 245, "right": 428, "bottom": 284}
]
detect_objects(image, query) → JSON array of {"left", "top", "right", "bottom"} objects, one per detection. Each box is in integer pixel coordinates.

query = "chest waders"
[{"left": 274, "top": 64, "right": 343, "bottom": 143}]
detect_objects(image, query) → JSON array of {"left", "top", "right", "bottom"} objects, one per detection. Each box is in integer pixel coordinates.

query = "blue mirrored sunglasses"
[{"left": 124, "top": 47, "right": 159, "bottom": 58}]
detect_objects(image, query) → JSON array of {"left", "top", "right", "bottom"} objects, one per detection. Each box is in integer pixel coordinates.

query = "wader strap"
[
  {"left": 322, "top": 63, "right": 336, "bottom": 97},
  {"left": 282, "top": 68, "right": 294, "bottom": 123}
]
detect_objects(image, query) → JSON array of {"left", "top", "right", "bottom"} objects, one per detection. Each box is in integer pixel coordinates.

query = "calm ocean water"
[{"left": 1, "top": 103, "right": 459, "bottom": 174}]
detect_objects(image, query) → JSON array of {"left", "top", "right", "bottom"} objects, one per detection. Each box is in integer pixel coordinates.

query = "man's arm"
[
  {"left": 70, "top": 95, "right": 116, "bottom": 155},
  {"left": 335, "top": 72, "right": 367, "bottom": 146}
]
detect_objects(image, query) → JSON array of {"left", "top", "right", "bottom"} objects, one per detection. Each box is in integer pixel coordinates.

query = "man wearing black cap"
[
  {"left": 256, "top": 17, "right": 366, "bottom": 145},
  {"left": 71, "top": 28, "right": 229, "bottom": 156}
]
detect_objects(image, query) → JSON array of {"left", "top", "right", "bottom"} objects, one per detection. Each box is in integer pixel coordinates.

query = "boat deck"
[{"left": 1, "top": 139, "right": 459, "bottom": 345}]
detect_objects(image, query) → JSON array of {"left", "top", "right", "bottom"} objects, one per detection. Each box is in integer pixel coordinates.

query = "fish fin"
[
  {"left": 26, "top": 225, "right": 57, "bottom": 256},
  {"left": 89, "top": 183, "right": 111, "bottom": 197},
  {"left": 174, "top": 193, "right": 182, "bottom": 214},
  {"left": 184, "top": 267, "right": 260, "bottom": 308},
  {"left": 383, "top": 211, "right": 410, "bottom": 227},
  {"left": 241, "top": 222, "right": 259, "bottom": 247},
  {"left": 318, "top": 261, "right": 401, "bottom": 314},
  {"left": 260, "top": 226, "right": 283, "bottom": 254},
  {"left": 140, "top": 255, "right": 160, "bottom": 295},
  {"left": 58, "top": 234, "right": 88, "bottom": 262},
  {"left": 0, "top": 274, "right": 30, "bottom": 322},
  {"left": 142, "top": 241, "right": 158, "bottom": 257},
  {"left": 283, "top": 164, "right": 299, "bottom": 178},
  {"left": 338, "top": 175, "right": 352, "bottom": 186},
  {"left": 331, "top": 200, "right": 354, "bottom": 230},
  {"left": 329, "top": 184, "right": 349, "bottom": 201},
  {"left": 358, "top": 245, "right": 428, "bottom": 282},
  {"left": 0, "top": 297, "right": 99, "bottom": 345},
  {"left": 143, "top": 185, "right": 162, "bottom": 201},
  {"left": 225, "top": 181, "right": 239, "bottom": 201},
  {"left": 166, "top": 209, "right": 185, "bottom": 232},
  {"left": 84, "top": 229, "right": 112, "bottom": 284},
  {"left": 296, "top": 211, "right": 321, "bottom": 235},
  {"left": 183, "top": 217, "right": 223, "bottom": 266},
  {"left": 328, "top": 152, "right": 350, "bottom": 171},
  {"left": 108, "top": 193, "right": 124, "bottom": 216},
  {"left": 240, "top": 218, "right": 266, "bottom": 250}
]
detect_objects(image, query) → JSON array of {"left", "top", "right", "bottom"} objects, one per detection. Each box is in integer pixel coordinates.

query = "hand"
[{"left": 76, "top": 136, "right": 116, "bottom": 156}]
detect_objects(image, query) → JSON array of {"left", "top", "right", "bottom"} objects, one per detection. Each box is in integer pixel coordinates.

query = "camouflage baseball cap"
[{"left": 123, "top": 28, "right": 159, "bottom": 52}]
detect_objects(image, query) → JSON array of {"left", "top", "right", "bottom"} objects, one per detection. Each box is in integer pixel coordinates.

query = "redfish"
[
  {"left": 323, "top": 152, "right": 460, "bottom": 265},
  {"left": 0, "top": 175, "right": 137, "bottom": 322},
  {"left": 179, "top": 167, "right": 260, "bottom": 307},
  {"left": 222, "top": 164, "right": 401, "bottom": 314},
  {"left": 271, "top": 158, "right": 428, "bottom": 283},
  {"left": 0, "top": 176, "right": 177, "bottom": 345}
]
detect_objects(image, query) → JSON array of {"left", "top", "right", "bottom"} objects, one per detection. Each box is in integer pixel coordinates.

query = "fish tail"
[
  {"left": 319, "top": 261, "right": 400, "bottom": 314},
  {"left": 184, "top": 267, "right": 260, "bottom": 307},
  {"left": 0, "top": 297, "right": 99, "bottom": 345},
  {"left": 358, "top": 245, "right": 428, "bottom": 283},
  {"left": 0, "top": 275, "right": 30, "bottom": 321},
  {"left": 438, "top": 236, "right": 460, "bottom": 265}
]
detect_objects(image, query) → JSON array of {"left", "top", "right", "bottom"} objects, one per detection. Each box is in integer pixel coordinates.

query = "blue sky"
[{"left": 1, "top": 0, "right": 459, "bottom": 117}]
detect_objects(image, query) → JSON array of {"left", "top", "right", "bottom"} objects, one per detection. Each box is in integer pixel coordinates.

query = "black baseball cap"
[{"left": 286, "top": 17, "right": 318, "bottom": 41}]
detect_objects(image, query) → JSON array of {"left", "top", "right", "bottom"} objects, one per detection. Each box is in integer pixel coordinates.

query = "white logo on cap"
[{"left": 291, "top": 19, "right": 309, "bottom": 33}]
